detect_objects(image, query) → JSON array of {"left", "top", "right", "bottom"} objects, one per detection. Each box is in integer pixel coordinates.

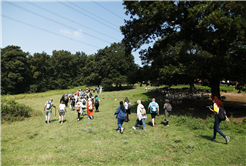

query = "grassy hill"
[{"left": 1, "top": 85, "right": 246, "bottom": 165}]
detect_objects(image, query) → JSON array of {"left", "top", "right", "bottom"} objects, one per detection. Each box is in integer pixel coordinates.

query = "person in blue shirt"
[
  {"left": 113, "top": 101, "right": 126, "bottom": 134},
  {"left": 148, "top": 98, "right": 159, "bottom": 127}
]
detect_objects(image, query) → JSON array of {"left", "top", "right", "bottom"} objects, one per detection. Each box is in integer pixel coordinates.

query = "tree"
[
  {"left": 94, "top": 42, "right": 136, "bottom": 88},
  {"left": 82, "top": 55, "right": 99, "bottom": 86},
  {"left": 28, "top": 52, "right": 50, "bottom": 92},
  {"left": 121, "top": 1, "right": 246, "bottom": 97},
  {"left": 142, "top": 40, "right": 212, "bottom": 92},
  {"left": 1, "top": 45, "right": 30, "bottom": 94},
  {"left": 51, "top": 50, "right": 74, "bottom": 89}
]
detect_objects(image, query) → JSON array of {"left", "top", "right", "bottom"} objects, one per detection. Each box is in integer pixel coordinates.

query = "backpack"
[
  {"left": 151, "top": 102, "right": 158, "bottom": 113},
  {"left": 89, "top": 101, "right": 93, "bottom": 110},
  {"left": 141, "top": 108, "right": 146, "bottom": 115},
  {"left": 166, "top": 103, "right": 172, "bottom": 112},
  {"left": 46, "top": 101, "right": 52, "bottom": 109},
  {"left": 95, "top": 99, "right": 99, "bottom": 106},
  {"left": 82, "top": 99, "right": 86, "bottom": 105},
  {"left": 217, "top": 106, "right": 226, "bottom": 121},
  {"left": 76, "top": 103, "right": 80, "bottom": 111}
]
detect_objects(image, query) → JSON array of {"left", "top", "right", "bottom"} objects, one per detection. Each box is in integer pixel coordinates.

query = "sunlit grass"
[{"left": 1, "top": 85, "right": 246, "bottom": 165}]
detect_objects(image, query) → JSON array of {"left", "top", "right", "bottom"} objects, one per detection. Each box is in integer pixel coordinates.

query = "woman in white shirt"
[
  {"left": 132, "top": 100, "right": 147, "bottom": 131},
  {"left": 81, "top": 96, "right": 87, "bottom": 116},
  {"left": 58, "top": 100, "right": 66, "bottom": 124},
  {"left": 76, "top": 99, "right": 83, "bottom": 122}
]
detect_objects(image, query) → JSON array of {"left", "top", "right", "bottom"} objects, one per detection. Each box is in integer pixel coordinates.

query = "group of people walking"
[
  {"left": 44, "top": 90, "right": 230, "bottom": 144},
  {"left": 44, "top": 88, "right": 101, "bottom": 124},
  {"left": 113, "top": 96, "right": 230, "bottom": 144},
  {"left": 113, "top": 97, "right": 172, "bottom": 133}
]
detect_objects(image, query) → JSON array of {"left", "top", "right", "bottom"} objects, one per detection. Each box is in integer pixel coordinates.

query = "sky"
[{"left": 1, "top": 0, "right": 146, "bottom": 66}]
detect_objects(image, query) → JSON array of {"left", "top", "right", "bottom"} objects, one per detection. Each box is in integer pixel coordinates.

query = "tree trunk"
[
  {"left": 189, "top": 79, "right": 195, "bottom": 93},
  {"left": 210, "top": 77, "right": 221, "bottom": 99}
]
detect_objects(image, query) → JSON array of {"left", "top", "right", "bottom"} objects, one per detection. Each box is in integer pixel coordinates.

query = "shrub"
[{"left": 1, "top": 99, "right": 36, "bottom": 123}]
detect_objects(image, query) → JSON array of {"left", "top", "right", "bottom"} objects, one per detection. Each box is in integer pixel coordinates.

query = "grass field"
[{"left": 1, "top": 85, "right": 246, "bottom": 165}]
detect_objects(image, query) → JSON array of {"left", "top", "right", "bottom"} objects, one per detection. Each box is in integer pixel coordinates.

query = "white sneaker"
[
  {"left": 166, "top": 125, "right": 169, "bottom": 127},
  {"left": 132, "top": 126, "right": 136, "bottom": 130},
  {"left": 121, "top": 128, "right": 124, "bottom": 134},
  {"left": 143, "top": 128, "right": 146, "bottom": 131},
  {"left": 77, "top": 119, "right": 79, "bottom": 122},
  {"left": 61, "top": 122, "right": 63, "bottom": 124}
]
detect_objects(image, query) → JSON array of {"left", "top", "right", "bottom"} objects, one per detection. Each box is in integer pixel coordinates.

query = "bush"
[{"left": 1, "top": 99, "right": 35, "bottom": 123}]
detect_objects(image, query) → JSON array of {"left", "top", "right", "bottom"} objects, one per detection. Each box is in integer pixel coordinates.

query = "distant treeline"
[{"left": 1, "top": 43, "right": 138, "bottom": 95}]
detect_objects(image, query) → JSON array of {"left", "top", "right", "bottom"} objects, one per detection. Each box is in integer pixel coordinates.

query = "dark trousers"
[
  {"left": 95, "top": 105, "right": 99, "bottom": 112},
  {"left": 213, "top": 115, "right": 226, "bottom": 139},
  {"left": 125, "top": 112, "right": 129, "bottom": 122}
]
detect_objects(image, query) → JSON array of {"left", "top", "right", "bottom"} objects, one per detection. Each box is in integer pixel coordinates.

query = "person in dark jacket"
[
  {"left": 124, "top": 97, "right": 131, "bottom": 122},
  {"left": 64, "top": 96, "right": 69, "bottom": 107},
  {"left": 113, "top": 101, "right": 126, "bottom": 134}
]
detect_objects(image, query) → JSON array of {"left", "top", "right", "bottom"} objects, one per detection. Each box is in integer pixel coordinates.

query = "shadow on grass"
[
  {"left": 200, "top": 135, "right": 212, "bottom": 141},
  {"left": 199, "top": 135, "right": 225, "bottom": 144},
  {"left": 161, "top": 121, "right": 168, "bottom": 126},
  {"left": 139, "top": 90, "right": 246, "bottom": 120},
  {"left": 50, "top": 119, "right": 58, "bottom": 123},
  {"left": 103, "top": 85, "right": 135, "bottom": 92}
]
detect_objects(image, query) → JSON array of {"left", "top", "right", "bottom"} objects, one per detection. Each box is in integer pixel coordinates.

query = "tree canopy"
[
  {"left": 121, "top": 1, "right": 246, "bottom": 97},
  {"left": 1, "top": 42, "right": 137, "bottom": 95}
]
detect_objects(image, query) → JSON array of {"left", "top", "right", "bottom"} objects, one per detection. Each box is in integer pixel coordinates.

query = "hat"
[
  {"left": 152, "top": 98, "right": 155, "bottom": 101},
  {"left": 165, "top": 99, "right": 169, "bottom": 103}
]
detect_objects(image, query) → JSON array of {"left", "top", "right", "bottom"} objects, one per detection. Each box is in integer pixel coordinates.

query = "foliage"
[
  {"left": 1, "top": 45, "right": 31, "bottom": 94},
  {"left": 84, "top": 42, "right": 137, "bottom": 87},
  {"left": 1, "top": 42, "right": 138, "bottom": 94},
  {"left": 1, "top": 99, "right": 37, "bottom": 123},
  {"left": 121, "top": 1, "right": 246, "bottom": 97}
]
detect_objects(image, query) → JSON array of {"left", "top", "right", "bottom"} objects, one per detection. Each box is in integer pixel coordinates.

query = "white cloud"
[
  {"left": 73, "top": 29, "right": 82, "bottom": 37},
  {"left": 60, "top": 29, "right": 83, "bottom": 38}
]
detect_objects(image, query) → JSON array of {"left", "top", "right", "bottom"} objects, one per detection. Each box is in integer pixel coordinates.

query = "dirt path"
[{"left": 173, "top": 92, "right": 246, "bottom": 122}]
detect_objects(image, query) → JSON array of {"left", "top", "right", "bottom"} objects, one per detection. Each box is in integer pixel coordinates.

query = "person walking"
[
  {"left": 71, "top": 95, "right": 76, "bottom": 110},
  {"left": 64, "top": 96, "right": 69, "bottom": 107},
  {"left": 58, "top": 100, "right": 66, "bottom": 124},
  {"left": 163, "top": 99, "right": 172, "bottom": 126},
  {"left": 76, "top": 99, "right": 82, "bottom": 122},
  {"left": 44, "top": 98, "right": 56, "bottom": 124},
  {"left": 209, "top": 96, "right": 230, "bottom": 143},
  {"left": 87, "top": 98, "right": 94, "bottom": 119},
  {"left": 97, "top": 87, "right": 100, "bottom": 94},
  {"left": 113, "top": 101, "right": 126, "bottom": 134},
  {"left": 81, "top": 96, "right": 87, "bottom": 116},
  {"left": 124, "top": 97, "right": 131, "bottom": 122},
  {"left": 148, "top": 98, "right": 159, "bottom": 127},
  {"left": 100, "top": 87, "right": 102, "bottom": 94},
  {"left": 132, "top": 100, "right": 147, "bottom": 131},
  {"left": 94, "top": 95, "right": 100, "bottom": 112}
]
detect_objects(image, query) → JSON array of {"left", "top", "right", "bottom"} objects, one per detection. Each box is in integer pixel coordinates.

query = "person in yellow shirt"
[{"left": 209, "top": 96, "right": 230, "bottom": 144}]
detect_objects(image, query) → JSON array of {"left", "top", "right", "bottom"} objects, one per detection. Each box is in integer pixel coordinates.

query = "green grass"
[{"left": 1, "top": 85, "right": 246, "bottom": 165}]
